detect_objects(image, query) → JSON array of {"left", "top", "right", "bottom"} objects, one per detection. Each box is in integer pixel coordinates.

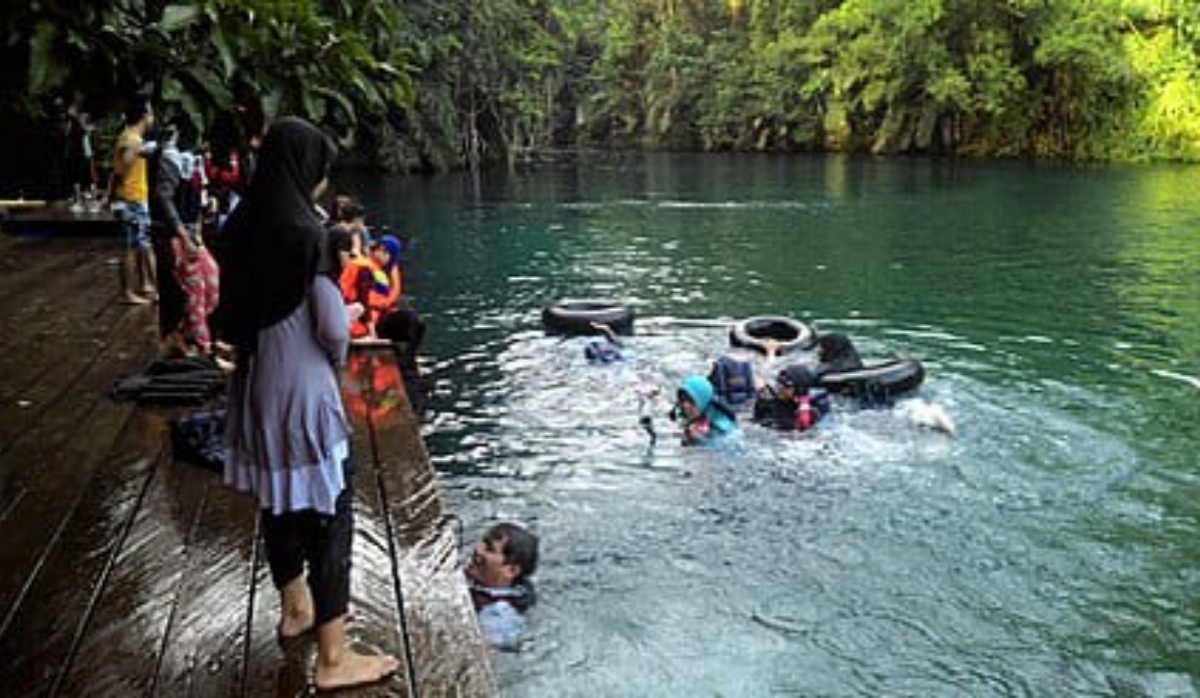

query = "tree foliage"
[
  {"left": 2, "top": 0, "right": 1198, "bottom": 180},
  {"left": 574, "top": 0, "right": 1200, "bottom": 161},
  {"left": 4, "top": 0, "right": 413, "bottom": 144}
]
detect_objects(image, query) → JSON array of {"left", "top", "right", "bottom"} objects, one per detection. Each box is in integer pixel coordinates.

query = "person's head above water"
[
  {"left": 816, "top": 332, "right": 863, "bottom": 371},
  {"left": 775, "top": 365, "right": 817, "bottom": 398},
  {"left": 676, "top": 374, "right": 716, "bottom": 418},
  {"left": 673, "top": 374, "right": 738, "bottom": 444},
  {"left": 466, "top": 522, "right": 540, "bottom": 589}
]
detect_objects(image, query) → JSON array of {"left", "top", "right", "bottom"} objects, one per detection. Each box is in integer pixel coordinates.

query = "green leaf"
[
  {"left": 301, "top": 87, "right": 325, "bottom": 123},
  {"left": 212, "top": 26, "right": 235, "bottom": 79},
  {"left": 259, "top": 87, "right": 284, "bottom": 123},
  {"left": 29, "top": 21, "right": 58, "bottom": 95},
  {"left": 160, "top": 5, "right": 200, "bottom": 33},
  {"left": 160, "top": 75, "right": 204, "bottom": 133},
  {"left": 183, "top": 66, "right": 233, "bottom": 109},
  {"left": 161, "top": 74, "right": 184, "bottom": 102},
  {"left": 312, "top": 86, "right": 357, "bottom": 122}
]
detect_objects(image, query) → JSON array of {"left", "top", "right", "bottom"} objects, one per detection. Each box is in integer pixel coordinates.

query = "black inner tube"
[
  {"left": 543, "top": 299, "right": 635, "bottom": 335},
  {"left": 730, "top": 316, "right": 813, "bottom": 355},
  {"left": 744, "top": 318, "right": 802, "bottom": 342}
]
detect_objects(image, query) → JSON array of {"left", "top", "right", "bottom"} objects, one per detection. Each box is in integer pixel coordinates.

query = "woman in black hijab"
[
  {"left": 219, "top": 117, "right": 399, "bottom": 691},
  {"left": 216, "top": 116, "right": 333, "bottom": 349}
]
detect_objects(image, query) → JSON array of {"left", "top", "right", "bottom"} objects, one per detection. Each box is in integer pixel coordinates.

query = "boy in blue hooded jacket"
[{"left": 672, "top": 375, "right": 738, "bottom": 445}]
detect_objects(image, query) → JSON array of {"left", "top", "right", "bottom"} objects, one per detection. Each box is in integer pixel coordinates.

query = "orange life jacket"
[{"left": 339, "top": 257, "right": 389, "bottom": 337}]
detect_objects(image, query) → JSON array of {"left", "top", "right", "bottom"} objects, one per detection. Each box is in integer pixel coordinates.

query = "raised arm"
[{"left": 590, "top": 321, "right": 621, "bottom": 346}]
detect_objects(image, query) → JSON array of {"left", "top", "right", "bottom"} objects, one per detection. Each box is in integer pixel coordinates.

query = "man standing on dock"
[{"left": 111, "top": 100, "right": 157, "bottom": 304}]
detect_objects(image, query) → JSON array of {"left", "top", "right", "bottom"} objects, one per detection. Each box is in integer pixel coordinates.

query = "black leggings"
[{"left": 261, "top": 458, "right": 354, "bottom": 627}]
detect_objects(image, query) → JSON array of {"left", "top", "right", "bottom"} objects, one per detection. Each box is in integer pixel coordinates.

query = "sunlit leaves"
[
  {"left": 160, "top": 5, "right": 201, "bottom": 33},
  {"left": 1127, "top": 23, "right": 1200, "bottom": 159}
]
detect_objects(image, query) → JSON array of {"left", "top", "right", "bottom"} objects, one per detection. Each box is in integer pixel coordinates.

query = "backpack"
[
  {"left": 708, "top": 356, "right": 756, "bottom": 406},
  {"left": 169, "top": 409, "right": 226, "bottom": 473}
]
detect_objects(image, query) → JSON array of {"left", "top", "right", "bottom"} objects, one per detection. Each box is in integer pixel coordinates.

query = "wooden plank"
[
  {"left": 55, "top": 442, "right": 262, "bottom": 697},
  {"left": 48, "top": 422, "right": 247, "bottom": 697},
  {"left": 0, "top": 235, "right": 115, "bottom": 301},
  {"left": 0, "top": 408, "right": 158, "bottom": 695},
  {"left": 0, "top": 301, "right": 142, "bottom": 457},
  {"left": 0, "top": 307, "right": 158, "bottom": 620},
  {"left": 142, "top": 457, "right": 261, "bottom": 697},
  {"left": 0, "top": 237, "right": 119, "bottom": 353},
  {"left": 346, "top": 443, "right": 417, "bottom": 698},
  {"left": 1, "top": 202, "right": 121, "bottom": 237},
  {"left": 0, "top": 242, "right": 135, "bottom": 455},
  {"left": 352, "top": 348, "right": 496, "bottom": 696},
  {"left": 238, "top": 545, "right": 316, "bottom": 698}
]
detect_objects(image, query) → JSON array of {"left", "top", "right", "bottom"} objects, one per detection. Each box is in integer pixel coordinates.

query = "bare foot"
[
  {"left": 121, "top": 293, "right": 150, "bottom": 305},
  {"left": 314, "top": 650, "right": 400, "bottom": 691}
]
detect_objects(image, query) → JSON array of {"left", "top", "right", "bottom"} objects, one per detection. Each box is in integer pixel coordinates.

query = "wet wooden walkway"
[{"left": 0, "top": 231, "right": 494, "bottom": 696}]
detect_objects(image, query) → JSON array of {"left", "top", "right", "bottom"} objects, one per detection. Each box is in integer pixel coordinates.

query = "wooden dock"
[
  {"left": 0, "top": 200, "right": 120, "bottom": 237},
  {"left": 0, "top": 231, "right": 495, "bottom": 696}
]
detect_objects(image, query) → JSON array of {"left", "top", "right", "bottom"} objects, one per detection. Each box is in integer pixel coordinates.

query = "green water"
[{"left": 349, "top": 154, "right": 1200, "bottom": 696}]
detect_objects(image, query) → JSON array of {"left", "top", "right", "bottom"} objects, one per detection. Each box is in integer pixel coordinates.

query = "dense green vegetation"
[
  {"left": 3, "top": 0, "right": 1198, "bottom": 181},
  {"left": 580, "top": 0, "right": 1200, "bottom": 162}
]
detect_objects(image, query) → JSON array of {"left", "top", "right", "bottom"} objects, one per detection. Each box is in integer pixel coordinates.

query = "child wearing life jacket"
[
  {"left": 752, "top": 365, "right": 832, "bottom": 432},
  {"left": 369, "top": 236, "right": 426, "bottom": 354},
  {"left": 338, "top": 242, "right": 391, "bottom": 338}
]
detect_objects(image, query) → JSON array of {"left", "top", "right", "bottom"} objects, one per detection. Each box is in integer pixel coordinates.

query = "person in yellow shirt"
[{"left": 111, "top": 101, "right": 158, "bottom": 304}]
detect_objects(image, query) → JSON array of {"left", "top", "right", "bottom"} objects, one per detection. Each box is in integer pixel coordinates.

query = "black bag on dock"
[{"left": 169, "top": 409, "right": 226, "bottom": 473}]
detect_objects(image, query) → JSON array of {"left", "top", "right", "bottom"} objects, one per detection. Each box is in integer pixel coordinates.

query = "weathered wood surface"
[
  {"left": 0, "top": 200, "right": 120, "bottom": 237},
  {"left": 0, "top": 231, "right": 494, "bottom": 696}
]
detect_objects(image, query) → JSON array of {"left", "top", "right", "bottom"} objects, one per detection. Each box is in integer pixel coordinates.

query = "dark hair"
[
  {"left": 817, "top": 333, "right": 851, "bottom": 360},
  {"left": 339, "top": 201, "right": 365, "bottom": 222},
  {"left": 124, "top": 100, "right": 152, "bottom": 126},
  {"left": 488, "top": 522, "right": 539, "bottom": 582},
  {"left": 816, "top": 332, "right": 863, "bottom": 372},
  {"left": 777, "top": 365, "right": 816, "bottom": 391},
  {"left": 321, "top": 226, "right": 354, "bottom": 277}
]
